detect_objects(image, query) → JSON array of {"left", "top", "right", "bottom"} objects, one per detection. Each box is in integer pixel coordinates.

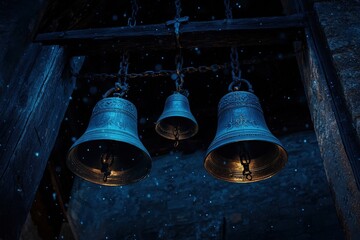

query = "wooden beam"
[
  {"left": 0, "top": 44, "right": 84, "bottom": 239},
  {"left": 35, "top": 14, "right": 305, "bottom": 54},
  {"left": 47, "top": 161, "right": 78, "bottom": 240}
]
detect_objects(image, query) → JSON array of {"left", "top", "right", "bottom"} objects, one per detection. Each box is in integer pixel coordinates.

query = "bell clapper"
[
  {"left": 173, "top": 126, "right": 180, "bottom": 148},
  {"left": 101, "top": 153, "right": 114, "bottom": 182},
  {"left": 239, "top": 147, "right": 253, "bottom": 181},
  {"left": 103, "top": 172, "right": 111, "bottom": 182}
]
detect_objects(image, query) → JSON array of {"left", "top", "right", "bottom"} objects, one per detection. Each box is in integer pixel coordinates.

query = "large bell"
[
  {"left": 67, "top": 97, "right": 152, "bottom": 186},
  {"left": 204, "top": 90, "right": 287, "bottom": 183},
  {"left": 155, "top": 92, "right": 198, "bottom": 140}
]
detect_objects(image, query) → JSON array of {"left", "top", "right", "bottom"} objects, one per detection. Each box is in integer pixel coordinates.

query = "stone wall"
[
  {"left": 306, "top": 2, "right": 360, "bottom": 238},
  {"left": 67, "top": 131, "right": 344, "bottom": 240},
  {"left": 314, "top": 1, "right": 360, "bottom": 141}
]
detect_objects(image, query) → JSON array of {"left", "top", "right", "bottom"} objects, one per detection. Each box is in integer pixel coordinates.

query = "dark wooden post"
[{"left": 0, "top": 1, "right": 85, "bottom": 239}]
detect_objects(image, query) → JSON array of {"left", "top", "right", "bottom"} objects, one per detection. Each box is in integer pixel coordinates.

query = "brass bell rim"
[
  {"left": 203, "top": 164, "right": 285, "bottom": 183},
  {"left": 67, "top": 141, "right": 152, "bottom": 186},
  {"left": 204, "top": 134, "right": 288, "bottom": 183},
  {"left": 67, "top": 130, "right": 152, "bottom": 186},
  {"left": 204, "top": 142, "right": 287, "bottom": 183},
  {"left": 155, "top": 117, "right": 199, "bottom": 140},
  {"left": 67, "top": 160, "right": 151, "bottom": 187},
  {"left": 67, "top": 153, "right": 152, "bottom": 187}
]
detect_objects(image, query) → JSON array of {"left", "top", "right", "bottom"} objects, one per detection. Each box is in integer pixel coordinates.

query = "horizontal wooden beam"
[{"left": 34, "top": 14, "right": 305, "bottom": 54}]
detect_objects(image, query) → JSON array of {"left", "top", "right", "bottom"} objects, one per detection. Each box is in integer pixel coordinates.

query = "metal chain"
[
  {"left": 115, "top": 52, "right": 130, "bottom": 97},
  {"left": 174, "top": 50, "right": 185, "bottom": 93},
  {"left": 175, "top": 0, "right": 182, "bottom": 19},
  {"left": 224, "top": 0, "right": 243, "bottom": 90},
  {"left": 164, "top": 0, "right": 188, "bottom": 48},
  {"left": 230, "top": 47, "right": 240, "bottom": 81},
  {"left": 237, "top": 145, "right": 253, "bottom": 181},
  {"left": 128, "top": 0, "right": 139, "bottom": 27},
  {"left": 103, "top": 52, "right": 130, "bottom": 98},
  {"left": 173, "top": 126, "right": 180, "bottom": 147},
  {"left": 240, "top": 151, "right": 252, "bottom": 181},
  {"left": 83, "top": 64, "right": 225, "bottom": 80},
  {"left": 105, "top": 0, "right": 138, "bottom": 97},
  {"left": 101, "top": 153, "right": 113, "bottom": 182},
  {"left": 118, "top": 52, "right": 129, "bottom": 82},
  {"left": 224, "top": 0, "right": 233, "bottom": 20}
]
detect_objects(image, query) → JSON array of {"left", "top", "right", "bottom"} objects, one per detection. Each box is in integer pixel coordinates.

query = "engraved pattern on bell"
[
  {"left": 67, "top": 97, "right": 152, "bottom": 186},
  {"left": 204, "top": 91, "right": 288, "bottom": 183},
  {"left": 155, "top": 92, "right": 198, "bottom": 140},
  {"left": 91, "top": 117, "right": 130, "bottom": 130},
  {"left": 225, "top": 114, "right": 260, "bottom": 129},
  {"left": 218, "top": 91, "right": 262, "bottom": 114},
  {"left": 93, "top": 97, "right": 137, "bottom": 118}
]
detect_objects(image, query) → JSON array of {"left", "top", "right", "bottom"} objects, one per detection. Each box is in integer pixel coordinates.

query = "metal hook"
[{"left": 228, "top": 79, "right": 254, "bottom": 93}]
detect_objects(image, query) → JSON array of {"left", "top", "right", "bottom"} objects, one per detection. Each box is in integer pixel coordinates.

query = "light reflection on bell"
[
  {"left": 204, "top": 91, "right": 287, "bottom": 183},
  {"left": 155, "top": 92, "right": 198, "bottom": 140},
  {"left": 67, "top": 97, "right": 152, "bottom": 186}
]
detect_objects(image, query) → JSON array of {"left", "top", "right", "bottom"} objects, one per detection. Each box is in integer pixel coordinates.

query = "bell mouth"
[
  {"left": 204, "top": 140, "right": 287, "bottom": 183},
  {"left": 155, "top": 116, "right": 198, "bottom": 140},
  {"left": 67, "top": 140, "right": 152, "bottom": 186}
]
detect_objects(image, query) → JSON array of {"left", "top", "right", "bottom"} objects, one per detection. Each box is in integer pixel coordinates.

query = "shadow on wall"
[{"left": 67, "top": 131, "right": 344, "bottom": 240}]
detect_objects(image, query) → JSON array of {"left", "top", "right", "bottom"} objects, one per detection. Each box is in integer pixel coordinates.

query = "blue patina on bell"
[
  {"left": 204, "top": 88, "right": 287, "bottom": 183},
  {"left": 67, "top": 97, "right": 152, "bottom": 186},
  {"left": 155, "top": 92, "right": 198, "bottom": 141}
]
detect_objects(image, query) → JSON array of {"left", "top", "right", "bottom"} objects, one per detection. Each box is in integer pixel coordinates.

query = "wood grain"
[
  {"left": 0, "top": 44, "right": 84, "bottom": 239},
  {"left": 35, "top": 14, "right": 305, "bottom": 53}
]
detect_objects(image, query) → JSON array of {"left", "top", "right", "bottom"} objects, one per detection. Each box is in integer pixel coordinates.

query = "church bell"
[
  {"left": 67, "top": 97, "right": 152, "bottom": 186},
  {"left": 155, "top": 92, "right": 198, "bottom": 141},
  {"left": 204, "top": 89, "right": 287, "bottom": 183}
]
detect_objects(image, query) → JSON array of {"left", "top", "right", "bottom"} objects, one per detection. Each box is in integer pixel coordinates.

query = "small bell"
[
  {"left": 67, "top": 97, "right": 152, "bottom": 186},
  {"left": 155, "top": 92, "right": 198, "bottom": 141}
]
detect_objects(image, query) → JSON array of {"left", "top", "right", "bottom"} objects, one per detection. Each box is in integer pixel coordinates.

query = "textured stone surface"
[
  {"left": 315, "top": 2, "right": 360, "bottom": 139},
  {"left": 298, "top": 26, "right": 360, "bottom": 239},
  {"left": 67, "top": 131, "right": 344, "bottom": 240}
]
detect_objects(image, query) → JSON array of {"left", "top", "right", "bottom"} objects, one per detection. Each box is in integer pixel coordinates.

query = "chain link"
[
  {"left": 230, "top": 47, "right": 240, "bottom": 81},
  {"left": 77, "top": 53, "right": 295, "bottom": 80},
  {"left": 175, "top": 0, "right": 182, "bottom": 19},
  {"left": 101, "top": 153, "right": 113, "bottom": 182},
  {"left": 239, "top": 150, "right": 253, "bottom": 181},
  {"left": 103, "top": 52, "right": 130, "bottom": 98},
  {"left": 82, "top": 64, "right": 225, "bottom": 80},
  {"left": 224, "top": 0, "right": 233, "bottom": 20},
  {"left": 128, "top": 0, "right": 139, "bottom": 27},
  {"left": 118, "top": 52, "right": 129, "bottom": 82},
  {"left": 164, "top": 0, "right": 188, "bottom": 48},
  {"left": 173, "top": 126, "right": 180, "bottom": 148},
  {"left": 224, "top": 0, "right": 244, "bottom": 90},
  {"left": 174, "top": 50, "right": 184, "bottom": 92}
]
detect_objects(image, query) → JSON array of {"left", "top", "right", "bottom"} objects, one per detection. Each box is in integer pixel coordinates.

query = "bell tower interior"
[{"left": 1, "top": 0, "right": 359, "bottom": 239}]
